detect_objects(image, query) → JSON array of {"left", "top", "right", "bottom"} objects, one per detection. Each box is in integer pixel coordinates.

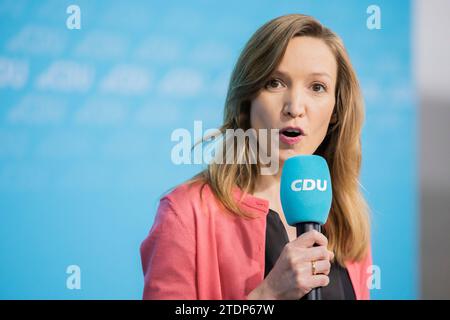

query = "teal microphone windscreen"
[{"left": 280, "top": 155, "right": 332, "bottom": 226}]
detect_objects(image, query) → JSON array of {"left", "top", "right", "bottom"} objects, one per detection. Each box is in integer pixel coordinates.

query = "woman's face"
[{"left": 250, "top": 36, "right": 337, "bottom": 165}]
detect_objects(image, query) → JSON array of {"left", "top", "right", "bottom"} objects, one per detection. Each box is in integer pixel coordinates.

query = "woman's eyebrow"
[
  {"left": 309, "top": 72, "right": 333, "bottom": 80},
  {"left": 272, "top": 69, "right": 332, "bottom": 80}
]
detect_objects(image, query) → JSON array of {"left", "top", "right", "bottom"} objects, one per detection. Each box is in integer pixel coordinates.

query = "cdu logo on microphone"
[
  {"left": 281, "top": 155, "right": 333, "bottom": 226},
  {"left": 291, "top": 179, "right": 328, "bottom": 192}
]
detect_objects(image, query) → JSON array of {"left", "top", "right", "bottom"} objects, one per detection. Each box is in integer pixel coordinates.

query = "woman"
[{"left": 140, "top": 13, "right": 372, "bottom": 300}]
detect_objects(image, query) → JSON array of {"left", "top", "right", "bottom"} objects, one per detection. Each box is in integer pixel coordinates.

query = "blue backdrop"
[{"left": 0, "top": 0, "right": 417, "bottom": 299}]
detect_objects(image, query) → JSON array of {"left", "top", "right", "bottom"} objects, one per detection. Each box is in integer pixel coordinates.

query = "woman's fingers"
[
  {"left": 306, "top": 274, "right": 330, "bottom": 289},
  {"left": 304, "top": 245, "right": 334, "bottom": 261},
  {"left": 271, "top": 231, "right": 335, "bottom": 297},
  {"left": 293, "top": 230, "right": 328, "bottom": 248},
  {"left": 310, "top": 259, "right": 331, "bottom": 276}
]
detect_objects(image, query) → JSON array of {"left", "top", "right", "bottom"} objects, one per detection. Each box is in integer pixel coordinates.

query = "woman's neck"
[{"left": 253, "top": 167, "right": 283, "bottom": 211}]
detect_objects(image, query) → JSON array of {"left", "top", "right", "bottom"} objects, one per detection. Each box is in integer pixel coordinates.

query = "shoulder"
[
  {"left": 356, "top": 243, "right": 373, "bottom": 300},
  {"left": 360, "top": 243, "right": 373, "bottom": 275},
  {"left": 345, "top": 242, "right": 373, "bottom": 300},
  {"left": 144, "top": 181, "right": 210, "bottom": 250},
  {"left": 161, "top": 180, "right": 214, "bottom": 212},
  {"left": 155, "top": 180, "right": 217, "bottom": 230}
]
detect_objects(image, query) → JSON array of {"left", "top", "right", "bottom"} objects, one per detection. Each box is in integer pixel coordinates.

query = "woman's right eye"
[{"left": 265, "top": 78, "right": 285, "bottom": 90}]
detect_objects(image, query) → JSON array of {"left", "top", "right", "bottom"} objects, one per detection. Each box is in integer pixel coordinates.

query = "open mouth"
[{"left": 280, "top": 128, "right": 303, "bottom": 137}]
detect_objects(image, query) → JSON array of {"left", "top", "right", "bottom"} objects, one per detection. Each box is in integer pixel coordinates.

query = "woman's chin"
[{"left": 279, "top": 148, "right": 308, "bottom": 162}]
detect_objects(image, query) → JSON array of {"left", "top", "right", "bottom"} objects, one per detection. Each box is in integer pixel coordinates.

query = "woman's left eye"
[{"left": 311, "top": 83, "right": 326, "bottom": 93}]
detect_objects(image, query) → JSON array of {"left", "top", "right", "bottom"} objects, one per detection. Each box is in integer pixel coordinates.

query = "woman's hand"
[{"left": 247, "top": 230, "right": 334, "bottom": 300}]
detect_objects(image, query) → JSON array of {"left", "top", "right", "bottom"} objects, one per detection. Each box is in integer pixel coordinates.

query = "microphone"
[{"left": 280, "top": 155, "right": 332, "bottom": 300}]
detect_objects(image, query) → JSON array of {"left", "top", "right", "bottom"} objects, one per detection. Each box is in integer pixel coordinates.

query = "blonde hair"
[{"left": 183, "top": 14, "right": 370, "bottom": 265}]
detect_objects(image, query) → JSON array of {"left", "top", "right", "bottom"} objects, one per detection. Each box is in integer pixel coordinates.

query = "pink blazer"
[{"left": 140, "top": 181, "right": 372, "bottom": 300}]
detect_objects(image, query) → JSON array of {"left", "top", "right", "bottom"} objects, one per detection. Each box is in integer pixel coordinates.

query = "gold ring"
[{"left": 311, "top": 260, "right": 317, "bottom": 275}]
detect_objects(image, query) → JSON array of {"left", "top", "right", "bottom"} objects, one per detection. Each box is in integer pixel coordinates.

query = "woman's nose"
[{"left": 282, "top": 90, "right": 306, "bottom": 118}]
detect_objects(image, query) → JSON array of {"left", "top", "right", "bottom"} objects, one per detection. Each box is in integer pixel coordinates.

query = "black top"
[{"left": 264, "top": 208, "right": 356, "bottom": 300}]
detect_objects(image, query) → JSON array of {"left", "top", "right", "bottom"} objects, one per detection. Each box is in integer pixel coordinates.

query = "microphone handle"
[{"left": 296, "top": 222, "right": 322, "bottom": 301}]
